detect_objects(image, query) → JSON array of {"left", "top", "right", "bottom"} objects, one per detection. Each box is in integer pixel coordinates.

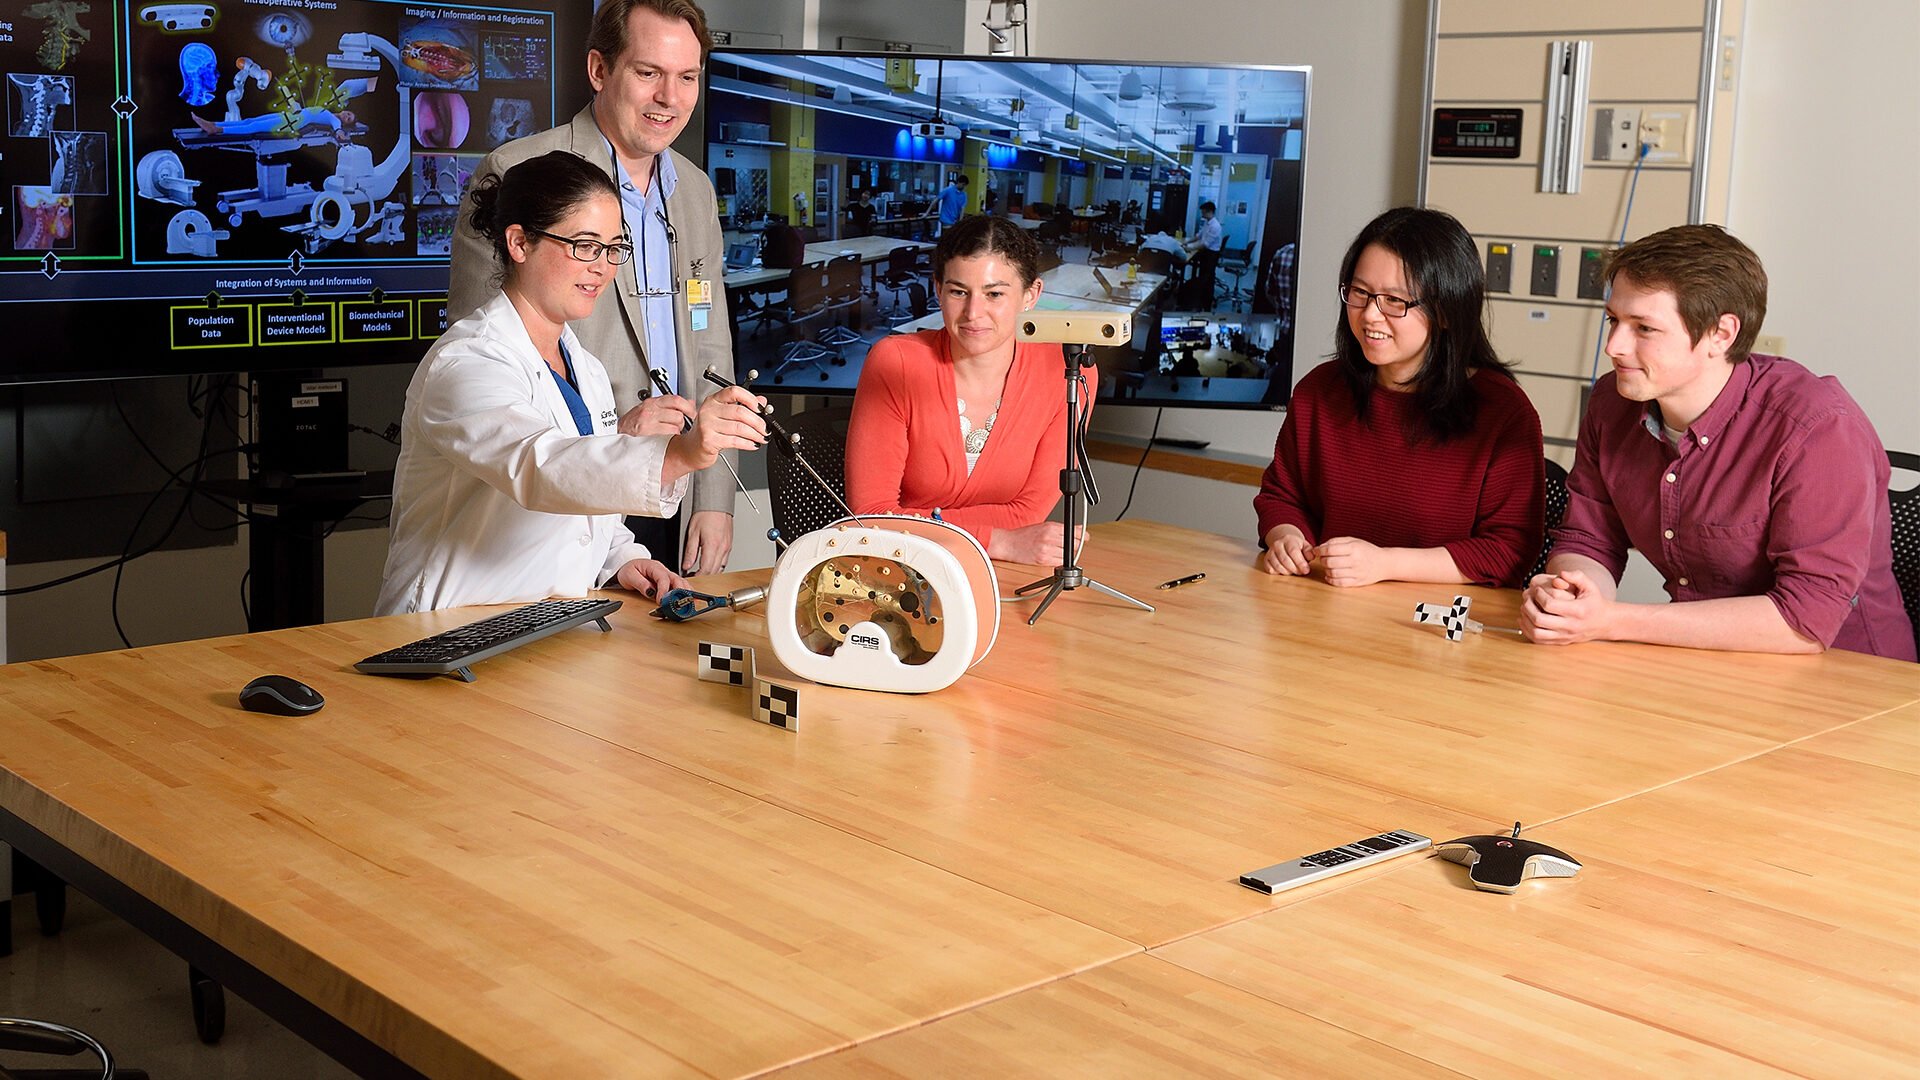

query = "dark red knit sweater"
[{"left": 1254, "top": 360, "right": 1545, "bottom": 587}]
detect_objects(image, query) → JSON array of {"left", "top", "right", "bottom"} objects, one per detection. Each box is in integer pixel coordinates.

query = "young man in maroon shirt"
[{"left": 1521, "top": 225, "right": 1915, "bottom": 660}]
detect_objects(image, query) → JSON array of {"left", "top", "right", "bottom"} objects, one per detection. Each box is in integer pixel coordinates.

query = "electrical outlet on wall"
[{"left": 1638, "top": 108, "right": 1694, "bottom": 162}]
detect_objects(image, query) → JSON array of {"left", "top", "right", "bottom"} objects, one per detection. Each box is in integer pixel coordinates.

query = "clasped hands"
[{"left": 1257, "top": 526, "right": 1392, "bottom": 588}]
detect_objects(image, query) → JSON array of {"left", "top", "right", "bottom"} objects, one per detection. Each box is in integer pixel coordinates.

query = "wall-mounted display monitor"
[
  {"left": 0, "top": 0, "right": 588, "bottom": 383},
  {"left": 706, "top": 49, "right": 1308, "bottom": 409}
]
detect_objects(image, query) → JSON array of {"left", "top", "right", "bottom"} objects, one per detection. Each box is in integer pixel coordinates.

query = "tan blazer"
[{"left": 447, "top": 104, "right": 737, "bottom": 517}]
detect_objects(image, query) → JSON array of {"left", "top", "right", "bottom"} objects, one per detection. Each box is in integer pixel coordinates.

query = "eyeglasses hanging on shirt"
[
  {"left": 633, "top": 205, "right": 682, "bottom": 299},
  {"left": 604, "top": 134, "right": 682, "bottom": 300}
]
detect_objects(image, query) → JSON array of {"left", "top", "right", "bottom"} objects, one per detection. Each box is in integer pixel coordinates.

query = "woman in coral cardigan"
[{"left": 846, "top": 215, "right": 1084, "bottom": 565}]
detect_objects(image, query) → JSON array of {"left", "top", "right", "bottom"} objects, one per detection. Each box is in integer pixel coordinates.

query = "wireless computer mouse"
[
  {"left": 238, "top": 674, "right": 325, "bottom": 716},
  {"left": 1434, "top": 831, "right": 1581, "bottom": 894}
]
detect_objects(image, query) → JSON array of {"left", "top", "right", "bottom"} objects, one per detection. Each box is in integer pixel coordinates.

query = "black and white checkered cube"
[
  {"left": 697, "top": 641, "right": 755, "bottom": 686},
  {"left": 751, "top": 677, "right": 800, "bottom": 732}
]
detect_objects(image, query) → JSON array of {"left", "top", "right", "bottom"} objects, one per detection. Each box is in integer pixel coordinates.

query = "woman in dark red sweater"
[{"left": 1255, "top": 207, "right": 1544, "bottom": 587}]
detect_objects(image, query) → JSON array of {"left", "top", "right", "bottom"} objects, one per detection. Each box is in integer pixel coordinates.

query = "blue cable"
[{"left": 1587, "top": 142, "right": 1651, "bottom": 385}]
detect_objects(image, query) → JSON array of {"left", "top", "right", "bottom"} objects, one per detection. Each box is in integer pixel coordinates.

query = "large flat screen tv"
[
  {"left": 705, "top": 49, "right": 1308, "bottom": 409},
  {"left": 0, "top": 0, "right": 588, "bottom": 383}
]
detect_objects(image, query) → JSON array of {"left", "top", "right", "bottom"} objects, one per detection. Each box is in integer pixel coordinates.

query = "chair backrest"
[
  {"left": 767, "top": 406, "right": 854, "bottom": 540},
  {"left": 762, "top": 224, "right": 807, "bottom": 268},
  {"left": 1135, "top": 248, "right": 1172, "bottom": 276},
  {"left": 883, "top": 244, "right": 922, "bottom": 282},
  {"left": 1531, "top": 456, "right": 1571, "bottom": 579},
  {"left": 786, "top": 262, "right": 833, "bottom": 321},
  {"left": 825, "top": 254, "right": 862, "bottom": 306},
  {"left": 1890, "top": 450, "right": 1920, "bottom": 645}
]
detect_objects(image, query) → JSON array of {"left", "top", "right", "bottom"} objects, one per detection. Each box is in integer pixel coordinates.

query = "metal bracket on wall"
[{"left": 1540, "top": 39, "right": 1592, "bottom": 195}]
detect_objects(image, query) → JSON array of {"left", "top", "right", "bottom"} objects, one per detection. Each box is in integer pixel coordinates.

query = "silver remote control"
[{"left": 1239, "top": 830, "right": 1433, "bottom": 894}]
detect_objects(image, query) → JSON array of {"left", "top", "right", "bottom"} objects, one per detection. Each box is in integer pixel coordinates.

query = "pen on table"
[
  {"left": 1158, "top": 572, "right": 1206, "bottom": 590},
  {"left": 648, "top": 368, "right": 760, "bottom": 515}
]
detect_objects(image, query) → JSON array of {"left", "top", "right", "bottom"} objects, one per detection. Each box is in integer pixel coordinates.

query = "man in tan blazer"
[{"left": 448, "top": 0, "right": 739, "bottom": 574}]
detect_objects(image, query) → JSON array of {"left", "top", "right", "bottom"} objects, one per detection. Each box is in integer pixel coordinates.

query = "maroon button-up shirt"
[{"left": 1552, "top": 355, "right": 1915, "bottom": 661}]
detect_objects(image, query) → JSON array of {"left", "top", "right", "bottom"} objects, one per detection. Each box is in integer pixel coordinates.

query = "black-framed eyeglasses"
[
  {"left": 531, "top": 229, "right": 635, "bottom": 266},
  {"left": 1340, "top": 284, "right": 1424, "bottom": 318}
]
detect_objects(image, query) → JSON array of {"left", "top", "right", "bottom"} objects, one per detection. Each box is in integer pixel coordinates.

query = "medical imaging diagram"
[{"left": 0, "top": 0, "right": 560, "bottom": 331}]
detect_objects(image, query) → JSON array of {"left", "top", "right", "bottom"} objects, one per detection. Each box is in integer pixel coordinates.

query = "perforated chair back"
[
  {"left": 1531, "top": 457, "right": 1571, "bottom": 579},
  {"left": 1889, "top": 450, "right": 1920, "bottom": 647},
  {"left": 768, "top": 406, "right": 854, "bottom": 541}
]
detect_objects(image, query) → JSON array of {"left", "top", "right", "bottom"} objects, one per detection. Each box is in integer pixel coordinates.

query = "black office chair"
[
  {"left": 767, "top": 263, "right": 837, "bottom": 383},
  {"left": 816, "top": 254, "right": 865, "bottom": 352},
  {"left": 1035, "top": 215, "right": 1070, "bottom": 263},
  {"left": 767, "top": 405, "right": 853, "bottom": 540},
  {"left": 878, "top": 245, "right": 928, "bottom": 325},
  {"left": 1530, "top": 457, "right": 1571, "bottom": 579},
  {"left": 0, "top": 1017, "right": 150, "bottom": 1079},
  {"left": 1216, "top": 240, "right": 1258, "bottom": 310},
  {"left": 1889, "top": 450, "right": 1920, "bottom": 649}
]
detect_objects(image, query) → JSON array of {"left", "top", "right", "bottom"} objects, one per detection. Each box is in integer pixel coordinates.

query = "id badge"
[{"left": 687, "top": 278, "right": 713, "bottom": 310}]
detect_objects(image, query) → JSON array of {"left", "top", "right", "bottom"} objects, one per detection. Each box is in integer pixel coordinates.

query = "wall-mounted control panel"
[{"left": 1431, "top": 107, "right": 1523, "bottom": 159}]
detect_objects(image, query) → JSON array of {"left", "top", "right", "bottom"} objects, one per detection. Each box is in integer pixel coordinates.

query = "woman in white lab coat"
[{"left": 376, "top": 151, "right": 765, "bottom": 615}]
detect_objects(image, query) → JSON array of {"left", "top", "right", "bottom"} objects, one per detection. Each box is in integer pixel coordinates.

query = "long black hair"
[
  {"left": 467, "top": 150, "right": 620, "bottom": 284},
  {"left": 1333, "top": 206, "right": 1510, "bottom": 442}
]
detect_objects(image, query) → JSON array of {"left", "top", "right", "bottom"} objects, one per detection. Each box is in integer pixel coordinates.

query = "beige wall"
[{"left": 1726, "top": 0, "right": 1920, "bottom": 455}]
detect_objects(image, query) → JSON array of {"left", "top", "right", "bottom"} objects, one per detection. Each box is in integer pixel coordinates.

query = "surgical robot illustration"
[{"left": 136, "top": 27, "right": 415, "bottom": 255}]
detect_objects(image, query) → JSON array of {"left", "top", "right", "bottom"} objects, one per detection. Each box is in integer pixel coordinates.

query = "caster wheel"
[
  {"left": 35, "top": 882, "right": 65, "bottom": 936},
  {"left": 190, "top": 967, "right": 226, "bottom": 1044}
]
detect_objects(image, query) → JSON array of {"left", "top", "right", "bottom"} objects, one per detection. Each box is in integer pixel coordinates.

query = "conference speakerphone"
[{"left": 1239, "top": 830, "right": 1433, "bottom": 894}]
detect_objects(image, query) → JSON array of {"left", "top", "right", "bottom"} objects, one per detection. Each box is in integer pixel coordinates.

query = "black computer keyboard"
[{"left": 355, "top": 598, "right": 623, "bottom": 682}]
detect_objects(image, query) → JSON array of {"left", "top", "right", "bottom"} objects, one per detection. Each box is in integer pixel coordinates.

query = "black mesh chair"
[
  {"left": 1890, "top": 450, "right": 1920, "bottom": 649},
  {"left": 1531, "top": 457, "right": 1571, "bottom": 579},
  {"left": 767, "top": 406, "right": 854, "bottom": 540}
]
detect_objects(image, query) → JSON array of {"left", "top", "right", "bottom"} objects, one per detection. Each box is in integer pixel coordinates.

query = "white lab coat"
[{"left": 374, "top": 291, "right": 689, "bottom": 615}]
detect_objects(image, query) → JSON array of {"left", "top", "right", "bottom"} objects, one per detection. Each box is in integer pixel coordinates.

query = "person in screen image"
[
  {"left": 1182, "top": 200, "right": 1225, "bottom": 307},
  {"left": 846, "top": 215, "right": 1087, "bottom": 565},
  {"left": 1254, "top": 206, "right": 1544, "bottom": 588},
  {"left": 847, "top": 188, "right": 876, "bottom": 237},
  {"left": 1520, "top": 224, "right": 1914, "bottom": 660},
  {"left": 937, "top": 172, "right": 970, "bottom": 234},
  {"left": 376, "top": 151, "right": 765, "bottom": 615}
]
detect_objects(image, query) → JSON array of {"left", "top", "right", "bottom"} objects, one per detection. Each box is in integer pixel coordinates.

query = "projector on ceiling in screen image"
[{"left": 913, "top": 121, "right": 961, "bottom": 139}]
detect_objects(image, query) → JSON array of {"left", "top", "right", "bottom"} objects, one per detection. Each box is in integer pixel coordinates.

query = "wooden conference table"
[{"left": 1, "top": 522, "right": 1916, "bottom": 1077}]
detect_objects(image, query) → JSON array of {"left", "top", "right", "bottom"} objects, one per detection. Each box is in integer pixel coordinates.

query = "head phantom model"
[{"left": 766, "top": 515, "right": 999, "bottom": 694}]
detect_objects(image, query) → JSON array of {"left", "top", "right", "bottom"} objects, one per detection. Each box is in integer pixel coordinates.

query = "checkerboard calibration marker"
[
  {"left": 752, "top": 677, "right": 800, "bottom": 732},
  {"left": 698, "top": 641, "right": 755, "bottom": 686},
  {"left": 1413, "top": 595, "right": 1484, "bottom": 642}
]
